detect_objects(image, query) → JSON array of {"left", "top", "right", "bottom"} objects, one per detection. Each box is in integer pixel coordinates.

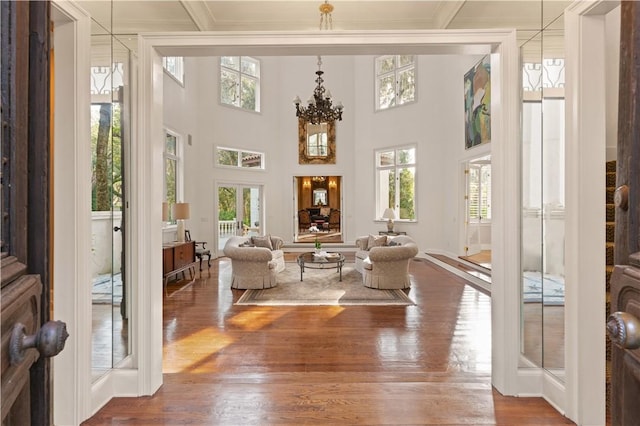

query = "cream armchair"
[
  {"left": 355, "top": 235, "right": 419, "bottom": 289},
  {"left": 223, "top": 235, "right": 285, "bottom": 289}
]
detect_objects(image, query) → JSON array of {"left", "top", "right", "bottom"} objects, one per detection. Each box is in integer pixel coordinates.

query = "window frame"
[
  {"left": 467, "top": 162, "right": 492, "bottom": 224},
  {"left": 215, "top": 146, "right": 266, "bottom": 171},
  {"left": 219, "top": 56, "right": 261, "bottom": 113},
  {"left": 374, "top": 55, "right": 417, "bottom": 111},
  {"left": 162, "top": 56, "right": 184, "bottom": 86},
  {"left": 374, "top": 144, "right": 418, "bottom": 223},
  {"left": 163, "top": 128, "right": 184, "bottom": 226}
]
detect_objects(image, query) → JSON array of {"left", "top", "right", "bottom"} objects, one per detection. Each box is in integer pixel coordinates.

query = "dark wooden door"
[
  {"left": 608, "top": 2, "right": 640, "bottom": 424},
  {"left": 1, "top": 2, "right": 67, "bottom": 424}
]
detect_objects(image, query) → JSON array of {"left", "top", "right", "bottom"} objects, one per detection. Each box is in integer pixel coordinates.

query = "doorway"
[
  {"left": 294, "top": 176, "right": 342, "bottom": 244},
  {"left": 462, "top": 155, "right": 492, "bottom": 270},
  {"left": 216, "top": 183, "right": 263, "bottom": 252}
]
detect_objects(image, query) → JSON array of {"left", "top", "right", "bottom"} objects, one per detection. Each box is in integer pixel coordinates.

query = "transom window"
[
  {"left": 163, "top": 57, "right": 184, "bottom": 85},
  {"left": 216, "top": 147, "right": 265, "bottom": 170},
  {"left": 375, "top": 55, "right": 416, "bottom": 111},
  {"left": 220, "top": 56, "right": 261, "bottom": 112},
  {"left": 375, "top": 145, "right": 417, "bottom": 221}
]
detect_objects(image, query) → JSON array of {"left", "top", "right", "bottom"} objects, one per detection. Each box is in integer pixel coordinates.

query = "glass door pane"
[{"left": 217, "top": 184, "right": 262, "bottom": 251}]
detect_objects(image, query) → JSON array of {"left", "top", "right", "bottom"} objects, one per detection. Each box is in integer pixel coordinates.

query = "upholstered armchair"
[
  {"left": 298, "top": 210, "right": 312, "bottom": 232},
  {"left": 355, "top": 235, "right": 418, "bottom": 289},
  {"left": 223, "top": 235, "right": 285, "bottom": 289},
  {"left": 328, "top": 208, "right": 340, "bottom": 231}
]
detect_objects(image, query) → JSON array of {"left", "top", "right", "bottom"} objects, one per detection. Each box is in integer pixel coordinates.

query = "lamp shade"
[
  {"left": 162, "top": 202, "right": 170, "bottom": 221},
  {"left": 382, "top": 208, "right": 396, "bottom": 220},
  {"left": 172, "top": 202, "right": 190, "bottom": 220}
]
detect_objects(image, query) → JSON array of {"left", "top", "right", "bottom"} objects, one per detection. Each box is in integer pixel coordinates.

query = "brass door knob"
[
  {"left": 607, "top": 311, "right": 640, "bottom": 349},
  {"left": 10, "top": 320, "right": 69, "bottom": 365}
]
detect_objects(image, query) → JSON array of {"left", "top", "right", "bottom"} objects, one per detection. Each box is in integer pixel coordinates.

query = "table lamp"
[
  {"left": 382, "top": 208, "right": 396, "bottom": 232},
  {"left": 172, "top": 202, "right": 190, "bottom": 242}
]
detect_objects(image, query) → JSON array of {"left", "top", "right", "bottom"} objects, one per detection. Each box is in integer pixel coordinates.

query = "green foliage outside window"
[{"left": 91, "top": 103, "right": 122, "bottom": 212}]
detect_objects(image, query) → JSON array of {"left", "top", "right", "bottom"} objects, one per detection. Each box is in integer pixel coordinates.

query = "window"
[
  {"left": 375, "top": 55, "right": 416, "bottom": 111},
  {"left": 220, "top": 56, "right": 261, "bottom": 112},
  {"left": 164, "top": 130, "right": 182, "bottom": 223},
  {"left": 468, "top": 163, "right": 492, "bottom": 223},
  {"left": 216, "top": 147, "right": 265, "bottom": 170},
  {"left": 376, "top": 146, "right": 416, "bottom": 221},
  {"left": 163, "top": 57, "right": 184, "bottom": 85}
]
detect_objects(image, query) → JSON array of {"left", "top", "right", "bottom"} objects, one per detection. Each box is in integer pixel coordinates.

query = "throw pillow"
[
  {"left": 252, "top": 235, "right": 273, "bottom": 250},
  {"left": 387, "top": 239, "right": 400, "bottom": 247},
  {"left": 239, "top": 241, "right": 255, "bottom": 247},
  {"left": 367, "top": 234, "right": 387, "bottom": 250}
]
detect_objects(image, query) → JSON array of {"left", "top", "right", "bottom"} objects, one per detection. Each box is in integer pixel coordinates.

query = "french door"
[
  {"left": 216, "top": 183, "right": 263, "bottom": 252},
  {"left": 464, "top": 156, "right": 491, "bottom": 257}
]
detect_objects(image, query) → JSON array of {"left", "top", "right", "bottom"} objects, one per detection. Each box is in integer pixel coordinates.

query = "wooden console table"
[{"left": 162, "top": 241, "right": 197, "bottom": 295}]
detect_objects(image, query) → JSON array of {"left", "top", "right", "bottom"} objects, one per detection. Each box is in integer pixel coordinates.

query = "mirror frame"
[{"left": 298, "top": 118, "right": 336, "bottom": 164}]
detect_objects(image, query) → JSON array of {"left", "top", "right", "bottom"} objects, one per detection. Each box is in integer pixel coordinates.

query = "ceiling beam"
[
  {"left": 179, "top": 0, "right": 216, "bottom": 31},
  {"left": 433, "top": 0, "right": 466, "bottom": 29}
]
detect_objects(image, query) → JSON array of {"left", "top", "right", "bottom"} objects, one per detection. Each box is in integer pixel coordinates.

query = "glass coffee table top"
[{"left": 296, "top": 251, "right": 346, "bottom": 281}]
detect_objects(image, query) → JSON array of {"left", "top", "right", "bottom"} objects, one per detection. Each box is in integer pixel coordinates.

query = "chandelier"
[
  {"left": 312, "top": 176, "right": 326, "bottom": 183},
  {"left": 293, "top": 56, "right": 344, "bottom": 125}
]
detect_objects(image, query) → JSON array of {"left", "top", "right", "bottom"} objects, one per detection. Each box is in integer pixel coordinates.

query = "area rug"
[{"left": 235, "top": 264, "right": 414, "bottom": 306}]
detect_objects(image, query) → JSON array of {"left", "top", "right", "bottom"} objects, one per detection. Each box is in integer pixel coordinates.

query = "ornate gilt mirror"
[{"left": 298, "top": 118, "right": 336, "bottom": 164}]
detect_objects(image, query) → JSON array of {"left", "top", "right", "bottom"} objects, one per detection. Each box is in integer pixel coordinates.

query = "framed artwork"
[{"left": 464, "top": 55, "right": 491, "bottom": 149}]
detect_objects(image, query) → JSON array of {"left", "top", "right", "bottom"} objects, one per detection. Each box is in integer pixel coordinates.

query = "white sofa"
[
  {"left": 223, "top": 235, "right": 285, "bottom": 289},
  {"left": 355, "top": 235, "right": 419, "bottom": 289}
]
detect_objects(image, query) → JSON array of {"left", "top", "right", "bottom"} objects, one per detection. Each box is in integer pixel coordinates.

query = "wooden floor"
[{"left": 83, "top": 256, "right": 574, "bottom": 425}]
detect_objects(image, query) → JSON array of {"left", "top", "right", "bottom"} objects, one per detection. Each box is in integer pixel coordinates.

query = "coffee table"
[{"left": 297, "top": 252, "right": 346, "bottom": 282}]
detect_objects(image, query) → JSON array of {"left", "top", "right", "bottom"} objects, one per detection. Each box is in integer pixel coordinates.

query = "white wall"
[
  {"left": 606, "top": 5, "right": 621, "bottom": 162},
  {"left": 165, "top": 53, "right": 485, "bottom": 255}
]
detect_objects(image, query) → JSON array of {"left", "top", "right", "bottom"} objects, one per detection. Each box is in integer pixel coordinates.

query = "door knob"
[
  {"left": 10, "top": 320, "right": 69, "bottom": 366},
  {"left": 607, "top": 311, "right": 640, "bottom": 349},
  {"left": 114, "top": 226, "right": 121, "bottom": 232},
  {"left": 614, "top": 185, "right": 629, "bottom": 210}
]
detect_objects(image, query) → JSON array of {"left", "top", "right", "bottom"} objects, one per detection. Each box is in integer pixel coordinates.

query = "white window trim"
[
  {"left": 374, "top": 55, "right": 417, "bottom": 112},
  {"left": 374, "top": 144, "right": 418, "bottom": 223},
  {"left": 215, "top": 145, "right": 266, "bottom": 171},
  {"left": 219, "top": 56, "right": 261, "bottom": 113},
  {"left": 162, "top": 57, "right": 185, "bottom": 87}
]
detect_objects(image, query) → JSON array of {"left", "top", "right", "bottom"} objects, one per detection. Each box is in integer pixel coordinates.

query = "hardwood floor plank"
[{"left": 83, "top": 256, "right": 574, "bottom": 425}]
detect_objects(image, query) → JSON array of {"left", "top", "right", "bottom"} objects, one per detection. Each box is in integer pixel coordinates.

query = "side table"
[{"left": 379, "top": 231, "right": 407, "bottom": 236}]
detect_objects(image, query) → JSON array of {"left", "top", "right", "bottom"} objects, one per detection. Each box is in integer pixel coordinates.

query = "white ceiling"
[{"left": 78, "top": 0, "right": 570, "bottom": 49}]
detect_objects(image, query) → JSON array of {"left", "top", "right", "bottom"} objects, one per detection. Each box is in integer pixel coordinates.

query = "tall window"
[
  {"left": 164, "top": 130, "right": 182, "bottom": 223},
  {"left": 163, "top": 57, "right": 184, "bottom": 85},
  {"left": 375, "top": 55, "right": 416, "bottom": 111},
  {"left": 376, "top": 146, "right": 416, "bottom": 221},
  {"left": 220, "top": 56, "right": 261, "bottom": 112}
]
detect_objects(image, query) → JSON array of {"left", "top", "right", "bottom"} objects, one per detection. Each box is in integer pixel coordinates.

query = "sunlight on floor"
[
  {"left": 228, "top": 306, "right": 291, "bottom": 331},
  {"left": 163, "top": 326, "right": 235, "bottom": 374}
]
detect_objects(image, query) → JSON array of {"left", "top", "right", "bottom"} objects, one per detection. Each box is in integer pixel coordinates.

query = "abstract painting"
[{"left": 464, "top": 56, "right": 491, "bottom": 149}]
